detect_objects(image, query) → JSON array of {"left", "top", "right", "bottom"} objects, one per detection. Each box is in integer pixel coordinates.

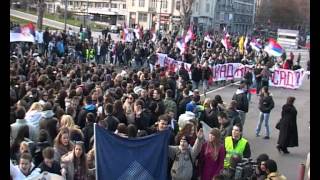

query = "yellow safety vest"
[{"left": 224, "top": 136, "right": 248, "bottom": 168}]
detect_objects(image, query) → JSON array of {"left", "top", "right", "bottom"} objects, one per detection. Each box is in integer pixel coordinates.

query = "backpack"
[{"left": 171, "top": 149, "right": 197, "bottom": 180}]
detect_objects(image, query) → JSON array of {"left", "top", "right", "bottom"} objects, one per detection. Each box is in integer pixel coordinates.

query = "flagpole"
[{"left": 94, "top": 123, "right": 98, "bottom": 180}]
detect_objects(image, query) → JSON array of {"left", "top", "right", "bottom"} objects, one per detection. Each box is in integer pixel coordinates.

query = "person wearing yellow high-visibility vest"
[{"left": 224, "top": 123, "right": 251, "bottom": 169}]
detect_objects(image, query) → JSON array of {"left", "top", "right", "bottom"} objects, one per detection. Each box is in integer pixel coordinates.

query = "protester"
[
  {"left": 277, "top": 96, "right": 298, "bottom": 154},
  {"left": 169, "top": 128, "right": 204, "bottom": 180},
  {"left": 232, "top": 81, "right": 249, "bottom": 127},
  {"left": 61, "top": 141, "right": 89, "bottom": 180},
  {"left": 264, "top": 159, "right": 287, "bottom": 179},
  {"left": 37, "top": 147, "right": 62, "bottom": 175},
  {"left": 197, "top": 128, "right": 226, "bottom": 180},
  {"left": 53, "top": 127, "right": 74, "bottom": 163},
  {"left": 224, "top": 123, "right": 251, "bottom": 168},
  {"left": 255, "top": 86, "right": 274, "bottom": 139},
  {"left": 10, "top": 153, "right": 41, "bottom": 179}
]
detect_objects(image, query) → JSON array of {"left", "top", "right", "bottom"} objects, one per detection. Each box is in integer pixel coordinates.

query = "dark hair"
[
  {"left": 113, "top": 100, "right": 124, "bottom": 114},
  {"left": 256, "top": 153, "right": 269, "bottom": 164},
  {"left": 183, "top": 88, "right": 189, "bottom": 96},
  {"left": 286, "top": 96, "right": 295, "bottom": 105},
  {"left": 210, "top": 99, "right": 218, "bottom": 108},
  {"left": 233, "top": 123, "right": 243, "bottom": 132},
  {"left": 42, "top": 147, "right": 54, "bottom": 159},
  {"left": 265, "top": 159, "right": 278, "bottom": 173},
  {"left": 134, "top": 99, "right": 145, "bottom": 108},
  {"left": 105, "top": 103, "right": 113, "bottom": 114},
  {"left": 158, "top": 114, "right": 169, "bottom": 123},
  {"left": 117, "top": 123, "right": 128, "bottom": 134},
  {"left": 38, "top": 129, "right": 50, "bottom": 143},
  {"left": 166, "top": 89, "right": 174, "bottom": 98},
  {"left": 214, "top": 95, "right": 223, "bottom": 104},
  {"left": 15, "top": 106, "right": 26, "bottom": 119},
  {"left": 127, "top": 124, "right": 137, "bottom": 138},
  {"left": 73, "top": 141, "right": 88, "bottom": 176},
  {"left": 86, "top": 112, "right": 95, "bottom": 123},
  {"left": 218, "top": 111, "right": 227, "bottom": 119}
]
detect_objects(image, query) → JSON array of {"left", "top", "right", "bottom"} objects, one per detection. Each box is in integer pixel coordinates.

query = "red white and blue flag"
[
  {"left": 176, "top": 37, "right": 187, "bottom": 54},
  {"left": 264, "top": 38, "right": 284, "bottom": 57},
  {"left": 184, "top": 26, "right": 195, "bottom": 43},
  {"left": 249, "top": 38, "right": 262, "bottom": 52},
  {"left": 10, "top": 22, "right": 36, "bottom": 42},
  {"left": 221, "top": 32, "right": 232, "bottom": 50}
]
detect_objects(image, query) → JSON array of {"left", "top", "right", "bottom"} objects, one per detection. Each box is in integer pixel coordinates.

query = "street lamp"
[{"left": 64, "top": 0, "right": 68, "bottom": 31}]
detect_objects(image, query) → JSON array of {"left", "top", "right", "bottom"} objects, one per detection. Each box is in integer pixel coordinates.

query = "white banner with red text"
[{"left": 155, "top": 53, "right": 306, "bottom": 89}]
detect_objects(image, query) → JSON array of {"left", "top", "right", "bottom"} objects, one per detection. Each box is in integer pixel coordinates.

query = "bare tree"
[
  {"left": 37, "top": 0, "right": 45, "bottom": 30},
  {"left": 180, "top": 0, "right": 194, "bottom": 31}
]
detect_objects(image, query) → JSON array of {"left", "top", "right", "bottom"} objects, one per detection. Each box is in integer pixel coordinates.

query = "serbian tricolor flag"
[
  {"left": 221, "top": 33, "right": 232, "bottom": 50},
  {"left": 176, "top": 37, "right": 186, "bottom": 54},
  {"left": 249, "top": 38, "right": 262, "bottom": 52},
  {"left": 10, "top": 22, "right": 36, "bottom": 42},
  {"left": 134, "top": 25, "right": 143, "bottom": 40},
  {"left": 264, "top": 38, "right": 284, "bottom": 57},
  {"left": 184, "top": 26, "right": 194, "bottom": 43},
  {"left": 204, "top": 33, "right": 213, "bottom": 44}
]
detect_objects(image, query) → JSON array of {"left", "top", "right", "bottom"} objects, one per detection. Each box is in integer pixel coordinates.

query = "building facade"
[
  {"left": 191, "top": 0, "right": 218, "bottom": 32},
  {"left": 58, "top": 0, "right": 127, "bottom": 26},
  {"left": 126, "top": 0, "right": 181, "bottom": 31}
]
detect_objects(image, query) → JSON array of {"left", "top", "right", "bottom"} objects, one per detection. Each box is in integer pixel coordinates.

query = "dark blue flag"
[{"left": 94, "top": 124, "right": 170, "bottom": 180}]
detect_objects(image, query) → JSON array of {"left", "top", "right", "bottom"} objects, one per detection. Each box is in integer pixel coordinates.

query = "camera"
[{"left": 234, "top": 158, "right": 257, "bottom": 180}]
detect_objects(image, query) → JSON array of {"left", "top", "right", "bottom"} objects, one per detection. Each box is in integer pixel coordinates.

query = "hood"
[
  {"left": 84, "top": 104, "right": 96, "bottom": 112},
  {"left": 41, "top": 110, "right": 55, "bottom": 119},
  {"left": 235, "top": 88, "right": 246, "bottom": 95}
]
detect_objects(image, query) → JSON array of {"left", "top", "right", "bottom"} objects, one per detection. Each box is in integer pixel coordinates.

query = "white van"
[{"left": 277, "top": 29, "right": 299, "bottom": 50}]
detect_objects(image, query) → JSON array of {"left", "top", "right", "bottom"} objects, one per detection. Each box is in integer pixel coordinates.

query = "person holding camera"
[
  {"left": 264, "top": 159, "right": 287, "bottom": 180},
  {"left": 250, "top": 153, "right": 269, "bottom": 180}
]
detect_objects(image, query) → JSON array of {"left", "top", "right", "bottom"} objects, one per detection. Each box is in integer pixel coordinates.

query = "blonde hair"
[
  {"left": 28, "top": 102, "right": 43, "bottom": 112},
  {"left": 19, "top": 141, "right": 30, "bottom": 153},
  {"left": 60, "top": 115, "right": 77, "bottom": 129}
]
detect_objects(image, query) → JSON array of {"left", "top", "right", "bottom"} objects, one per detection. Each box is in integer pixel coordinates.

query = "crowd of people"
[{"left": 9, "top": 22, "right": 308, "bottom": 180}]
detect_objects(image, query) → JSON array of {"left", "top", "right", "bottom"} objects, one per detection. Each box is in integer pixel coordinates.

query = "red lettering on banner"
[
  {"left": 214, "top": 66, "right": 220, "bottom": 79},
  {"left": 234, "top": 66, "right": 244, "bottom": 77},
  {"left": 286, "top": 71, "right": 294, "bottom": 87},
  {"left": 272, "top": 70, "right": 279, "bottom": 85},
  {"left": 219, "top": 65, "right": 226, "bottom": 79},
  {"left": 164, "top": 57, "right": 170, "bottom": 67},
  {"left": 227, "top": 64, "right": 234, "bottom": 78},
  {"left": 279, "top": 70, "right": 286, "bottom": 85},
  {"left": 295, "top": 71, "right": 301, "bottom": 85}
]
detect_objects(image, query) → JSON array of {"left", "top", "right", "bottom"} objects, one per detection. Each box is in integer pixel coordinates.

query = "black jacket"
[
  {"left": 204, "top": 107, "right": 219, "bottom": 128},
  {"left": 135, "top": 109, "right": 153, "bottom": 131},
  {"left": 177, "top": 96, "right": 191, "bottom": 117},
  {"left": 149, "top": 99, "right": 165, "bottom": 119},
  {"left": 38, "top": 161, "right": 61, "bottom": 175},
  {"left": 202, "top": 67, "right": 212, "bottom": 80},
  {"left": 104, "top": 114, "right": 120, "bottom": 132},
  {"left": 82, "top": 122, "right": 94, "bottom": 153},
  {"left": 191, "top": 65, "right": 202, "bottom": 82},
  {"left": 178, "top": 68, "right": 190, "bottom": 82},
  {"left": 258, "top": 94, "right": 274, "bottom": 113},
  {"left": 277, "top": 104, "right": 298, "bottom": 148},
  {"left": 232, "top": 89, "right": 249, "bottom": 113},
  {"left": 226, "top": 108, "right": 241, "bottom": 126}
]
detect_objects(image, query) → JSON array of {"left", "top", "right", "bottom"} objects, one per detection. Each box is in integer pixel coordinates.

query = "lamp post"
[
  {"left": 86, "top": 0, "right": 89, "bottom": 28},
  {"left": 158, "top": 0, "right": 162, "bottom": 32},
  {"left": 64, "top": 0, "right": 68, "bottom": 31}
]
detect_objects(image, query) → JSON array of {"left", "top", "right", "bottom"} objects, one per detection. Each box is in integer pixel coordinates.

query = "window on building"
[
  {"left": 139, "top": 0, "right": 145, "bottom": 7},
  {"left": 224, "top": 13, "right": 228, "bottom": 21},
  {"left": 220, "top": 12, "right": 224, "bottom": 21},
  {"left": 151, "top": 0, "right": 157, "bottom": 8},
  {"left": 161, "top": 0, "right": 168, "bottom": 9},
  {"left": 132, "top": 0, "right": 135, "bottom": 6},
  {"left": 195, "top": 3, "right": 199, "bottom": 12},
  {"left": 138, "top": 12, "right": 148, "bottom": 22},
  {"left": 106, "top": 3, "right": 109, "bottom": 8},
  {"left": 111, "top": 3, "right": 117, "bottom": 8},
  {"left": 176, "top": 1, "right": 180, "bottom": 11},
  {"left": 206, "top": 3, "right": 210, "bottom": 12},
  {"left": 123, "top": 4, "right": 126, "bottom": 9}
]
